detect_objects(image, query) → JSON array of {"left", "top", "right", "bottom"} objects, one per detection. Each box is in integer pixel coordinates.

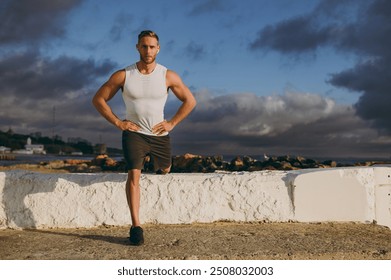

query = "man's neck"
[{"left": 136, "top": 61, "right": 156, "bottom": 74}]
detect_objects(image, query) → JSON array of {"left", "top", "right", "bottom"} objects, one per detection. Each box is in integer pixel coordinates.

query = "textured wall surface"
[{"left": 0, "top": 167, "right": 390, "bottom": 229}]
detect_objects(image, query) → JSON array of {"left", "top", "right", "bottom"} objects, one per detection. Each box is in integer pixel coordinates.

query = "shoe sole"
[{"left": 129, "top": 239, "right": 144, "bottom": 246}]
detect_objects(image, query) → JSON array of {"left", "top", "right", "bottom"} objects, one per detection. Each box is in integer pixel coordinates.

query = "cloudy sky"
[{"left": 1, "top": 0, "right": 390, "bottom": 159}]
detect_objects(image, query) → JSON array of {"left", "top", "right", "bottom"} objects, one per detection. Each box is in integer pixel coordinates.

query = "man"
[{"left": 92, "top": 30, "right": 196, "bottom": 245}]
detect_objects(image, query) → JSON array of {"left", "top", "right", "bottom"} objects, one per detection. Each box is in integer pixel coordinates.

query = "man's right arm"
[{"left": 92, "top": 70, "right": 140, "bottom": 132}]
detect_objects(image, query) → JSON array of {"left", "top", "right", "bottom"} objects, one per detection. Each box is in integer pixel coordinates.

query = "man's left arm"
[{"left": 152, "top": 70, "right": 196, "bottom": 135}]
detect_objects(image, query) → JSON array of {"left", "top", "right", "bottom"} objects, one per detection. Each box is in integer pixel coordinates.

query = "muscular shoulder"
[
  {"left": 108, "top": 69, "right": 126, "bottom": 87},
  {"left": 166, "top": 69, "right": 183, "bottom": 87}
]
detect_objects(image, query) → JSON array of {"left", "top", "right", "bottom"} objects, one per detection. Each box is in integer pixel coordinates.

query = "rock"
[
  {"left": 92, "top": 155, "right": 108, "bottom": 166},
  {"left": 263, "top": 165, "right": 277, "bottom": 171},
  {"left": 355, "top": 161, "right": 373, "bottom": 167},
  {"left": 277, "top": 155, "right": 291, "bottom": 162},
  {"left": 211, "top": 155, "right": 224, "bottom": 166},
  {"left": 292, "top": 162, "right": 302, "bottom": 168},
  {"left": 102, "top": 157, "right": 118, "bottom": 171},
  {"left": 243, "top": 155, "right": 256, "bottom": 166},
  {"left": 64, "top": 159, "right": 90, "bottom": 165},
  {"left": 74, "top": 163, "right": 90, "bottom": 173},
  {"left": 44, "top": 160, "right": 65, "bottom": 169},
  {"left": 296, "top": 156, "right": 306, "bottom": 163},
  {"left": 230, "top": 156, "right": 244, "bottom": 171},
  {"left": 172, "top": 153, "right": 203, "bottom": 173},
  {"left": 8, "top": 152, "right": 389, "bottom": 174},
  {"left": 322, "top": 160, "right": 337, "bottom": 168},
  {"left": 104, "top": 158, "right": 117, "bottom": 167},
  {"left": 88, "top": 166, "right": 102, "bottom": 173},
  {"left": 247, "top": 165, "right": 265, "bottom": 172},
  {"left": 280, "top": 161, "right": 294, "bottom": 170}
]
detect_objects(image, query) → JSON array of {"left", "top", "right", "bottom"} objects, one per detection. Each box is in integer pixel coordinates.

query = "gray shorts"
[{"left": 122, "top": 130, "right": 171, "bottom": 171}]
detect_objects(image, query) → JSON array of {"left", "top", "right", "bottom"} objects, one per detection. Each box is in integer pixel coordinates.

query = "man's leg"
[
  {"left": 157, "top": 165, "right": 171, "bottom": 174},
  {"left": 126, "top": 169, "right": 142, "bottom": 226},
  {"left": 126, "top": 169, "right": 144, "bottom": 245},
  {"left": 151, "top": 134, "right": 171, "bottom": 175}
]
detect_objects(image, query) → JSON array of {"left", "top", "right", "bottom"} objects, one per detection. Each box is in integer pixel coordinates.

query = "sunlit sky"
[{"left": 1, "top": 0, "right": 391, "bottom": 158}]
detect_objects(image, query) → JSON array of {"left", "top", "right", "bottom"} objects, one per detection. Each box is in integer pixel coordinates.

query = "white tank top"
[{"left": 122, "top": 63, "right": 168, "bottom": 136}]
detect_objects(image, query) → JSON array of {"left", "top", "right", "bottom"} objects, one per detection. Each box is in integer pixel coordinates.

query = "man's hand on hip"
[
  {"left": 116, "top": 120, "right": 141, "bottom": 132},
  {"left": 152, "top": 120, "right": 174, "bottom": 135}
]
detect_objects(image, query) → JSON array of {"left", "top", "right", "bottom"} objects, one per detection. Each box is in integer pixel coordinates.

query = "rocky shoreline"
[{"left": 1, "top": 153, "right": 390, "bottom": 173}]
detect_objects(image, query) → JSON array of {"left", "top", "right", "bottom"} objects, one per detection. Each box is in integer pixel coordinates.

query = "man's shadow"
[{"left": 23, "top": 228, "right": 131, "bottom": 246}]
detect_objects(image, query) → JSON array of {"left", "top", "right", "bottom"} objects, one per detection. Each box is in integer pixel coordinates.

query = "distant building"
[
  {"left": 14, "top": 137, "right": 46, "bottom": 154},
  {"left": 0, "top": 146, "right": 11, "bottom": 154}
]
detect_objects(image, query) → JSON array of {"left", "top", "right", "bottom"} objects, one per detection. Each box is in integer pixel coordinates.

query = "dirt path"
[{"left": 1, "top": 222, "right": 391, "bottom": 260}]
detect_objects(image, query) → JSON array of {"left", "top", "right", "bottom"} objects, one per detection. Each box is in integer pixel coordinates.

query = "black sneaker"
[{"left": 129, "top": 226, "right": 144, "bottom": 246}]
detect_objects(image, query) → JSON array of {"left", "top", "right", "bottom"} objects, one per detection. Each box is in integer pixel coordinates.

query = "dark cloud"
[
  {"left": 249, "top": 0, "right": 391, "bottom": 134},
  {"left": 250, "top": 15, "right": 335, "bottom": 54},
  {"left": 327, "top": 1, "right": 391, "bottom": 58},
  {"left": 329, "top": 56, "right": 391, "bottom": 132},
  {"left": 0, "top": 0, "right": 83, "bottom": 45},
  {"left": 183, "top": 41, "right": 207, "bottom": 60},
  {"left": 0, "top": 0, "right": 123, "bottom": 144},
  {"left": 167, "top": 89, "right": 388, "bottom": 158},
  {"left": 328, "top": 0, "right": 391, "bottom": 133},
  {"left": 0, "top": 50, "right": 116, "bottom": 99},
  {"left": 249, "top": 0, "right": 368, "bottom": 54},
  {"left": 188, "top": 0, "right": 226, "bottom": 16},
  {"left": 0, "top": 50, "right": 118, "bottom": 141}
]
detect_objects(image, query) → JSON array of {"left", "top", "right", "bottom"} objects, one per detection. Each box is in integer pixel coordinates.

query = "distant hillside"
[{"left": 0, "top": 129, "right": 122, "bottom": 155}]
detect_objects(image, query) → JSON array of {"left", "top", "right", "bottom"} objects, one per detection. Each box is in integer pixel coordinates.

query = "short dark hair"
[{"left": 138, "top": 30, "right": 159, "bottom": 43}]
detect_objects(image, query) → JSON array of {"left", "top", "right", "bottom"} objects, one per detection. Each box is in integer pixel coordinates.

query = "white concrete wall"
[
  {"left": 0, "top": 167, "right": 390, "bottom": 229},
  {"left": 293, "top": 168, "right": 374, "bottom": 223},
  {"left": 290, "top": 167, "right": 391, "bottom": 228}
]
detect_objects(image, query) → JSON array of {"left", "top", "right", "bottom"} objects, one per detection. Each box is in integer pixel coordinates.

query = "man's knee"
[
  {"left": 127, "top": 169, "right": 142, "bottom": 182},
  {"left": 156, "top": 166, "right": 171, "bottom": 175}
]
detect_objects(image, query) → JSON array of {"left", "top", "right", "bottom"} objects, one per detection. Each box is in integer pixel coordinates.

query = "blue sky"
[{"left": 1, "top": 0, "right": 391, "bottom": 159}]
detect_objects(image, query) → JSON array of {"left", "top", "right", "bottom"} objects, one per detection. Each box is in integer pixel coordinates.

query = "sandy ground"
[{"left": 1, "top": 222, "right": 391, "bottom": 260}]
